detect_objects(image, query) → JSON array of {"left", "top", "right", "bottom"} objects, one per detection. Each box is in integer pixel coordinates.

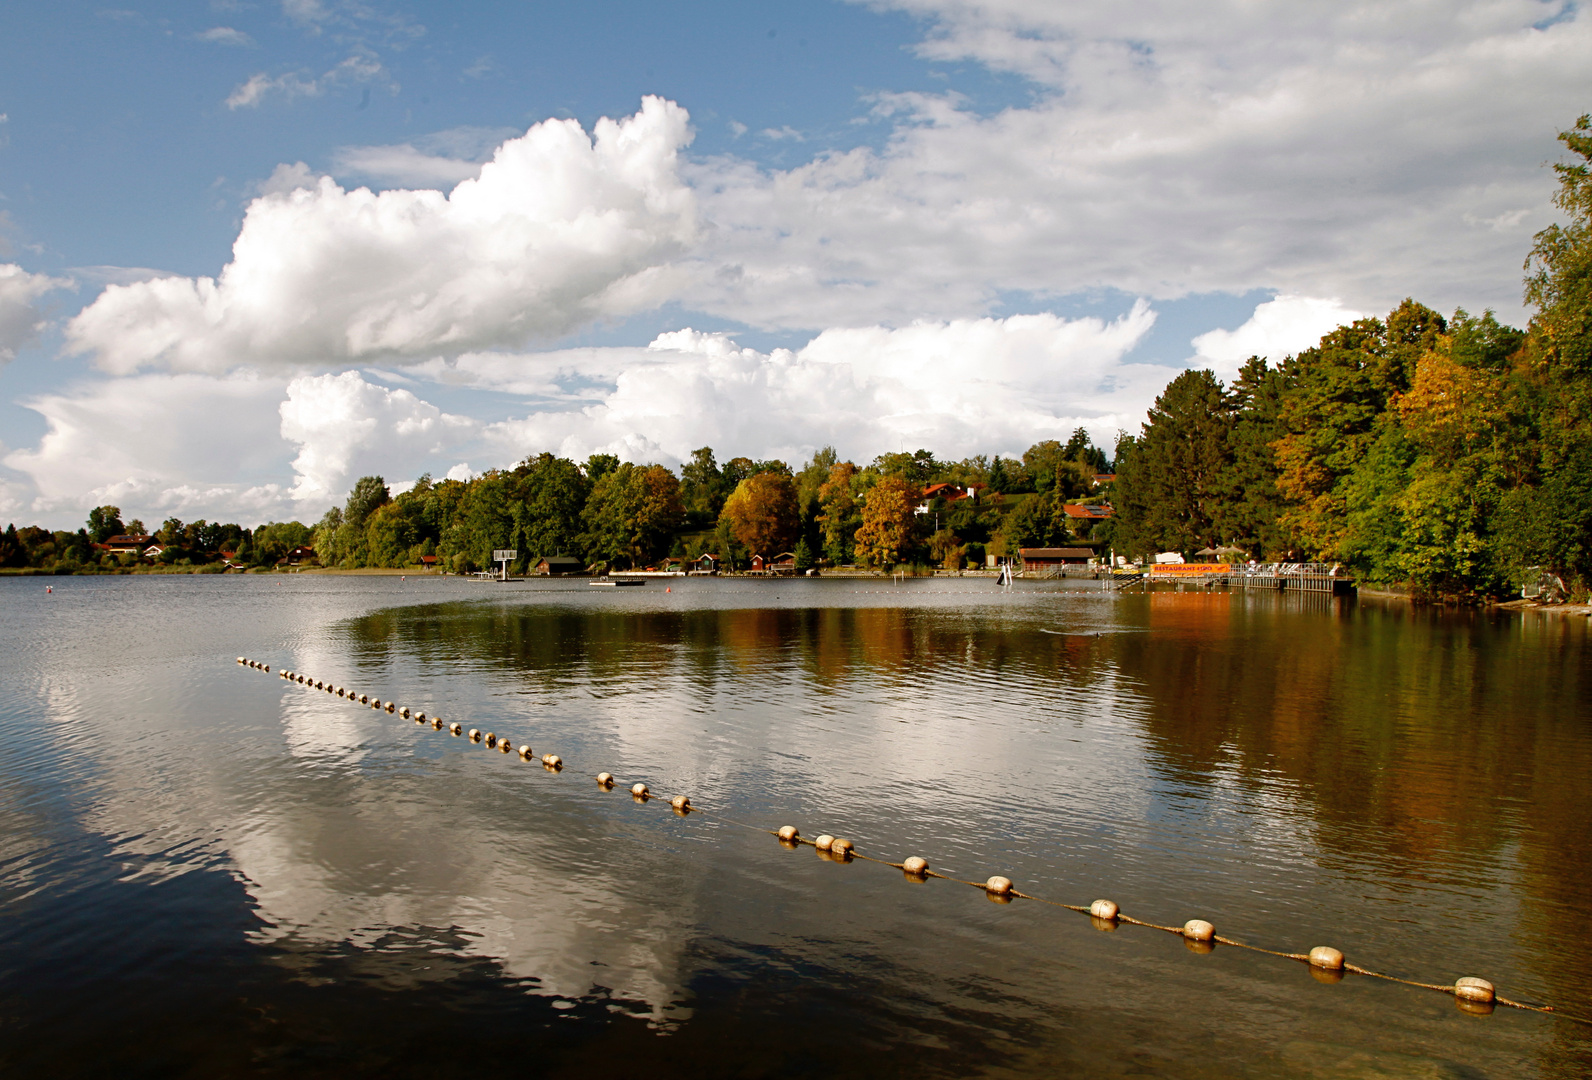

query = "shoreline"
[
  {"left": 0, "top": 565, "right": 442, "bottom": 577},
  {"left": 1359, "top": 584, "right": 1592, "bottom": 617}
]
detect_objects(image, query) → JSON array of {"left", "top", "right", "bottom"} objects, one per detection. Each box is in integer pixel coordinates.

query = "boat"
[{"left": 588, "top": 578, "right": 645, "bottom": 587}]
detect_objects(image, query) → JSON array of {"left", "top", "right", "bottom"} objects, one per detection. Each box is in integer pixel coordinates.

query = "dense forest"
[{"left": 4, "top": 115, "right": 1589, "bottom": 600}]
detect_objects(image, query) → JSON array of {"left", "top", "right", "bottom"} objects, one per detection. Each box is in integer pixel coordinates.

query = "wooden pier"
[
  {"left": 1146, "top": 563, "right": 1353, "bottom": 595},
  {"left": 1024, "top": 562, "right": 1354, "bottom": 596}
]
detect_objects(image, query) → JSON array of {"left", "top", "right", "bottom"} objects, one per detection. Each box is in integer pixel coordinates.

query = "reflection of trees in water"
[
  {"left": 339, "top": 596, "right": 1592, "bottom": 1067},
  {"left": 341, "top": 603, "right": 1122, "bottom": 692},
  {"left": 1127, "top": 594, "right": 1592, "bottom": 1066}
]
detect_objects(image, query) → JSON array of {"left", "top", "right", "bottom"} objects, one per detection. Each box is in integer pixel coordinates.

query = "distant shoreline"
[{"left": 0, "top": 565, "right": 440, "bottom": 577}]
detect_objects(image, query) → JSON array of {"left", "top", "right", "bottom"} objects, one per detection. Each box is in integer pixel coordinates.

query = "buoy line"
[{"left": 236, "top": 656, "right": 1587, "bottom": 1025}]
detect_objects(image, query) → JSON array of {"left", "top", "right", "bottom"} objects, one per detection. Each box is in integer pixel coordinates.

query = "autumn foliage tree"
[
  {"left": 853, "top": 476, "right": 918, "bottom": 567},
  {"left": 720, "top": 471, "right": 799, "bottom": 558}
]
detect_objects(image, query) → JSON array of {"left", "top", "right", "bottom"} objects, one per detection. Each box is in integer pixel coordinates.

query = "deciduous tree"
[
  {"left": 817, "top": 461, "right": 860, "bottom": 563},
  {"left": 720, "top": 471, "right": 799, "bottom": 558},
  {"left": 853, "top": 476, "right": 917, "bottom": 567},
  {"left": 582, "top": 463, "right": 684, "bottom": 568}
]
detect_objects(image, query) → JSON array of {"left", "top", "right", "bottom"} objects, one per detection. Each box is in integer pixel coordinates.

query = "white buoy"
[
  {"left": 777, "top": 825, "right": 799, "bottom": 842},
  {"left": 985, "top": 876, "right": 1014, "bottom": 897},
  {"left": 1308, "top": 946, "right": 1344, "bottom": 971},
  {"left": 670, "top": 795, "right": 691, "bottom": 812},
  {"left": 1183, "top": 919, "right": 1216, "bottom": 943},
  {"left": 902, "top": 856, "right": 928, "bottom": 876},
  {"left": 596, "top": 772, "right": 614, "bottom": 786},
  {"left": 631, "top": 782, "right": 649, "bottom": 798},
  {"left": 1090, "top": 899, "right": 1119, "bottom": 921},
  {"left": 813, "top": 834, "right": 835, "bottom": 852}
]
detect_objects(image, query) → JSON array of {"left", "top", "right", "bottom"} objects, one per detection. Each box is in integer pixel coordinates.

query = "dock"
[
  {"left": 1146, "top": 562, "right": 1353, "bottom": 595},
  {"left": 1021, "top": 562, "right": 1353, "bottom": 595}
]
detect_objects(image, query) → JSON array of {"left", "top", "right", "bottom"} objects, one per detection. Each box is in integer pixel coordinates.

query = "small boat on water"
[{"left": 588, "top": 578, "right": 645, "bottom": 587}]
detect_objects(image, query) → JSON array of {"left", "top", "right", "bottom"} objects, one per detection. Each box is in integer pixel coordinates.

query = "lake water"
[{"left": 2, "top": 574, "right": 1589, "bottom": 1078}]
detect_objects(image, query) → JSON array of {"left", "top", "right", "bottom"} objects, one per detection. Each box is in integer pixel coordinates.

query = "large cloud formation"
[{"left": 65, "top": 97, "right": 696, "bottom": 375}]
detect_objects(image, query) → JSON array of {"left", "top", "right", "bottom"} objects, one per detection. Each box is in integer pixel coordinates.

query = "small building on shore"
[
  {"left": 769, "top": 552, "right": 797, "bottom": 574},
  {"left": 1018, "top": 547, "right": 1095, "bottom": 571},
  {"left": 690, "top": 553, "right": 720, "bottom": 574},
  {"left": 533, "top": 556, "right": 584, "bottom": 576},
  {"left": 279, "top": 545, "right": 317, "bottom": 566}
]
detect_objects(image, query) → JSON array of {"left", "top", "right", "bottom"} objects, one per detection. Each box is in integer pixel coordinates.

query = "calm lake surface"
[{"left": 2, "top": 574, "right": 1589, "bottom": 1078}]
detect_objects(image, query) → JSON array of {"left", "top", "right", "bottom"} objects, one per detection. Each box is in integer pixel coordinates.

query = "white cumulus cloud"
[
  {"left": 279, "top": 371, "right": 476, "bottom": 506},
  {"left": 477, "top": 307, "right": 1161, "bottom": 467},
  {"left": 66, "top": 98, "right": 698, "bottom": 375},
  {"left": 1191, "top": 295, "right": 1365, "bottom": 374},
  {"left": 2, "top": 373, "right": 292, "bottom": 520}
]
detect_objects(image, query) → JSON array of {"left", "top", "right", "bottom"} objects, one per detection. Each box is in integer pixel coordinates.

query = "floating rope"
[{"left": 237, "top": 657, "right": 1587, "bottom": 1024}]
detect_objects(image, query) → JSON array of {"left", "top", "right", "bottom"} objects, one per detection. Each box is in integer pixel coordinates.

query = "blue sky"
[{"left": 1, "top": 0, "right": 1587, "bottom": 527}]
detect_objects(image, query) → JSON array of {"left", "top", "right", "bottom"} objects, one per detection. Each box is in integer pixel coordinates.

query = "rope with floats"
[{"left": 236, "top": 656, "right": 1587, "bottom": 1025}]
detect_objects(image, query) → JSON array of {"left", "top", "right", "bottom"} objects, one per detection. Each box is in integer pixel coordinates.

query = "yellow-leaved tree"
[
  {"left": 720, "top": 471, "right": 799, "bottom": 559},
  {"left": 853, "top": 476, "right": 917, "bottom": 568}
]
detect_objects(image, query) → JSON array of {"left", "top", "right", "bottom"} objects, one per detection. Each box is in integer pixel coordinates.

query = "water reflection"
[{"left": 1, "top": 576, "right": 1589, "bottom": 1076}]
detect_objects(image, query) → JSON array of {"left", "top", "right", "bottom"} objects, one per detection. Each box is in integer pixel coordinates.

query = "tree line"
[
  {"left": 299, "top": 432, "right": 1114, "bottom": 575},
  {"left": 0, "top": 431, "right": 1114, "bottom": 576}
]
